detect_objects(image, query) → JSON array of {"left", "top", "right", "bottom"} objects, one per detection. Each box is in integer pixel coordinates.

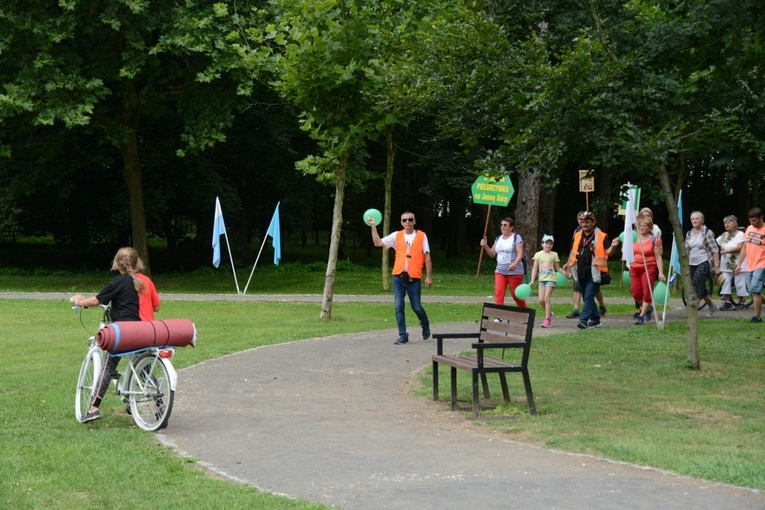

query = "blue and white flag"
[
  {"left": 266, "top": 202, "right": 281, "bottom": 265},
  {"left": 670, "top": 190, "right": 683, "bottom": 274},
  {"left": 212, "top": 196, "right": 226, "bottom": 268}
]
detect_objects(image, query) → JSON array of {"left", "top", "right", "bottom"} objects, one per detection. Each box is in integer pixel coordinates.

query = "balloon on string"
[
  {"left": 622, "top": 270, "right": 631, "bottom": 286},
  {"left": 556, "top": 271, "right": 568, "bottom": 287},
  {"left": 363, "top": 208, "right": 382, "bottom": 226},
  {"left": 619, "top": 231, "right": 638, "bottom": 243},
  {"left": 653, "top": 281, "right": 668, "bottom": 305},
  {"left": 515, "top": 283, "right": 532, "bottom": 300}
]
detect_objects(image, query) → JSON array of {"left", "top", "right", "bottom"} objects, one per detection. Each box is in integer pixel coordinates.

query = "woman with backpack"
[
  {"left": 686, "top": 211, "right": 721, "bottom": 317},
  {"left": 480, "top": 217, "right": 527, "bottom": 307}
]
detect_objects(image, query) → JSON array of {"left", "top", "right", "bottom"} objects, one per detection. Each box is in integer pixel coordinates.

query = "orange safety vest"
[
  {"left": 392, "top": 230, "right": 426, "bottom": 278},
  {"left": 567, "top": 229, "right": 608, "bottom": 273}
]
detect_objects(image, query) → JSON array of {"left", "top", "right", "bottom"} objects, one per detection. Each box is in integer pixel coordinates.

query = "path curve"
[{"left": 154, "top": 306, "right": 762, "bottom": 509}]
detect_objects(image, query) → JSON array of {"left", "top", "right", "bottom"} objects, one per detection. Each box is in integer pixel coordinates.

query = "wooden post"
[{"left": 476, "top": 205, "right": 492, "bottom": 278}]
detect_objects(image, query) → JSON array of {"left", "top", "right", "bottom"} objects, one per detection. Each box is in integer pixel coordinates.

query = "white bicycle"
[{"left": 73, "top": 304, "right": 177, "bottom": 431}]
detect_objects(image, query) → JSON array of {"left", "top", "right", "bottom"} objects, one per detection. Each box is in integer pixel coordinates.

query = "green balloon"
[
  {"left": 622, "top": 270, "right": 631, "bottom": 286},
  {"left": 619, "top": 231, "right": 638, "bottom": 243},
  {"left": 555, "top": 271, "right": 568, "bottom": 287},
  {"left": 515, "top": 283, "right": 532, "bottom": 300},
  {"left": 653, "top": 281, "right": 668, "bottom": 305},
  {"left": 363, "top": 208, "right": 382, "bottom": 226}
]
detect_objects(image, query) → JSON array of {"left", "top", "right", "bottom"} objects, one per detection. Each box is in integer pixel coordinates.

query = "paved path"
[
  {"left": 140, "top": 298, "right": 758, "bottom": 509},
  {"left": 8, "top": 292, "right": 762, "bottom": 507}
]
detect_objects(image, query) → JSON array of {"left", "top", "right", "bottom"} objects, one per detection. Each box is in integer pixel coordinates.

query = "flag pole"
[
  {"left": 476, "top": 205, "right": 492, "bottom": 278},
  {"left": 660, "top": 236, "right": 678, "bottom": 328},
  {"left": 243, "top": 202, "right": 281, "bottom": 295},
  {"left": 638, "top": 235, "right": 659, "bottom": 328},
  {"left": 224, "top": 231, "right": 241, "bottom": 294},
  {"left": 243, "top": 235, "right": 269, "bottom": 295}
]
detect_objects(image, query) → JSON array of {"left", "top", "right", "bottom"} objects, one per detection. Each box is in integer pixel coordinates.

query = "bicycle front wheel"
[
  {"left": 128, "top": 354, "right": 174, "bottom": 431},
  {"left": 75, "top": 347, "right": 103, "bottom": 421}
]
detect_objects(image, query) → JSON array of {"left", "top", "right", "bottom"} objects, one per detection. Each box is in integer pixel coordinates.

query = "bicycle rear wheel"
[
  {"left": 681, "top": 273, "right": 715, "bottom": 310},
  {"left": 128, "top": 354, "right": 174, "bottom": 431},
  {"left": 75, "top": 347, "right": 102, "bottom": 421}
]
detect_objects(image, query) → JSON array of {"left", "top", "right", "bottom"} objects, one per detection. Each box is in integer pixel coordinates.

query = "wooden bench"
[{"left": 432, "top": 303, "right": 537, "bottom": 418}]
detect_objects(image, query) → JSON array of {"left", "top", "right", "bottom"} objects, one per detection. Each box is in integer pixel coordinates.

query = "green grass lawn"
[
  {"left": 1, "top": 264, "right": 763, "bottom": 508},
  {"left": 0, "top": 299, "right": 481, "bottom": 509},
  {"left": 423, "top": 319, "right": 765, "bottom": 489}
]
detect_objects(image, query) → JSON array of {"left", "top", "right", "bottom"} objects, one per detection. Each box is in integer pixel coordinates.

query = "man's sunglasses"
[{"left": 401, "top": 218, "right": 414, "bottom": 222}]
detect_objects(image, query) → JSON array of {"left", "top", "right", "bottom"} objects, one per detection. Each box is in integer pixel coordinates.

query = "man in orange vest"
[
  {"left": 370, "top": 211, "right": 433, "bottom": 345},
  {"left": 564, "top": 211, "right": 616, "bottom": 329}
]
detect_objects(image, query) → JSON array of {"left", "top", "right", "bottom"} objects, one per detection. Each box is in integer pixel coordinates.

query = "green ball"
[
  {"left": 363, "top": 208, "right": 382, "bottom": 226},
  {"left": 622, "top": 270, "right": 631, "bottom": 286},
  {"left": 555, "top": 271, "right": 568, "bottom": 287},
  {"left": 653, "top": 281, "right": 668, "bottom": 305},
  {"left": 515, "top": 283, "right": 532, "bottom": 300}
]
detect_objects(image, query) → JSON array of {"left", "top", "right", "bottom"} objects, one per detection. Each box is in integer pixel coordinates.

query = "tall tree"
[
  {"left": 0, "top": 1, "right": 193, "bottom": 271},
  {"left": 209, "top": 0, "right": 431, "bottom": 318},
  {"left": 536, "top": 0, "right": 765, "bottom": 367},
  {"left": 0, "top": 0, "right": 256, "bottom": 267}
]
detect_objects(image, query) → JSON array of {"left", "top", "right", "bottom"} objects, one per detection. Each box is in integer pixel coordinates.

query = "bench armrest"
[
  {"left": 433, "top": 332, "right": 479, "bottom": 355},
  {"left": 471, "top": 341, "right": 525, "bottom": 350}
]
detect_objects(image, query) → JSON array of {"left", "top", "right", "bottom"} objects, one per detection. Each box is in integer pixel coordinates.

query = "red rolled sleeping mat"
[{"left": 96, "top": 319, "right": 196, "bottom": 355}]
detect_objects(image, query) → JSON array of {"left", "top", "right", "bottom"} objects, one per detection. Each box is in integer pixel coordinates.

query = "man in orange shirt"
[
  {"left": 370, "top": 211, "right": 432, "bottom": 345},
  {"left": 735, "top": 207, "right": 765, "bottom": 323}
]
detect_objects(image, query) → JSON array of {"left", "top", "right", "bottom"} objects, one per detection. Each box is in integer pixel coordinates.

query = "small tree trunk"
[
  {"left": 112, "top": 32, "right": 150, "bottom": 274},
  {"left": 121, "top": 96, "right": 150, "bottom": 275},
  {"left": 320, "top": 152, "right": 350, "bottom": 321},
  {"left": 381, "top": 126, "right": 395, "bottom": 292},
  {"left": 657, "top": 162, "right": 700, "bottom": 369}
]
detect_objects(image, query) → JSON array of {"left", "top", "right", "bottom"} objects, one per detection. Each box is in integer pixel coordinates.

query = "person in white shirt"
[
  {"left": 480, "top": 217, "right": 527, "bottom": 308},
  {"left": 716, "top": 215, "right": 748, "bottom": 310},
  {"left": 369, "top": 211, "right": 432, "bottom": 345}
]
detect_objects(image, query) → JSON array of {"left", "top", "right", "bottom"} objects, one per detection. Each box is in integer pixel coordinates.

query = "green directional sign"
[{"left": 471, "top": 175, "right": 515, "bottom": 206}]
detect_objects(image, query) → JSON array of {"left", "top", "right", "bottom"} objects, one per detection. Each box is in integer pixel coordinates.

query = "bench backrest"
[{"left": 478, "top": 303, "right": 535, "bottom": 356}]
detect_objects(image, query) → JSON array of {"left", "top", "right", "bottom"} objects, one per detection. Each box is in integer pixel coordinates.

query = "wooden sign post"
[
  {"left": 471, "top": 175, "right": 515, "bottom": 278},
  {"left": 579, "top": 170, "right": 595, "bottom": 211}
]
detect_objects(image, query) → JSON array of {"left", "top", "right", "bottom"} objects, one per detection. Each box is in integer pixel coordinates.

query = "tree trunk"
[
  {"left": 515, "top": 168, "right": 541, "bottom": 254},
  {"left": 381, "top": 126, "right": 395, "bottom": 292},
  {"left": 657, "top": 162, "right": 700, "bottom": 369},
  {"left": 320, "top": 152, "right": 350, "bottom": 321},
  {"left": 598, "top": 169, "right": 613, "bottom": 233},
  {"left": 111, "top": 31, "right": 150, "bottom": 275},
  {"left": 121, "top": 84, "right": 150, "bottom": 275},
  {"left": 539, "top": 183, "right": 556, "bottom": 237}
]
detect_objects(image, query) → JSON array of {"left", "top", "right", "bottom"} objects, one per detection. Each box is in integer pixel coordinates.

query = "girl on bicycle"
[{"left": 71, "top": 247, "right": 143, "bottom": 423}]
